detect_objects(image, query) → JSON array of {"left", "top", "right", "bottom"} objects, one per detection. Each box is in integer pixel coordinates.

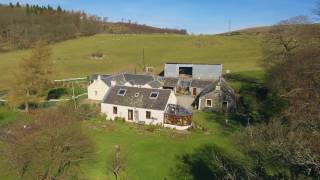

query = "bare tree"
[
  {"left": 262, "top": 19, "right": 320, "bottom": 68},
  {"left": 112, "top": 145, "right": 122, "bottom": 180},
  {"left": 277, "top": 15, "right": 312, "bottom": 25},
  {"left": 243, "top": 19, "right": 320, "bottom": 178},
  {"left": 0, "top": 106, "right": 94, "bottom": 179}
]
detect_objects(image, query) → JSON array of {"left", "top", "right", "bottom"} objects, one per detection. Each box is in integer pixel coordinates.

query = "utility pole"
[
  {"left": 142, "top": 48, "right": 146, "bottom": 72},
  {"left": 228, "top": 20, "right": 232, "bottom": 36},
  {"left": 71, "top": 82, "right": 77, "bottom": 109}
]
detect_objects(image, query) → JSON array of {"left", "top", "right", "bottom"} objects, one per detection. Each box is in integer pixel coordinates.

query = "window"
[
  {"left": 128, "top": 109, "right": 133, "bottom": 120},
  {"left": 94, "top": 90, "right": 98, "bottom": 96},
  {"left": 206, "top": 99, "right": 212, "bottom": 107},
  {"left": 146, "top": 111, "right": 151, "bottom": 119},
  {"left": 113, "top": 106, "right": 118, "bottom": 114},
  {"left": 117, "top": 89, "right": 126, "bottom": 96},
  {"left": 135, "top": 93, "right": 140, "bottom": 97},
  {"left": 149, "top": 92, "right": 159, "bottom": 99}
]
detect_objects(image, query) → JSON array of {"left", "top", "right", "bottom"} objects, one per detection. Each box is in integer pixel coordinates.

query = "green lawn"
[
  {"left": 0, "top": 34, "right": 263, "bottom": 89},
  {"left": 81, "top": 112, "right": 243, "bottom": 180},
  {"left": 0, "top": 106, "right": 20, "bottom": 128},
  {"left": 0, "top": 110, "right": 244, "bottom": 180}
]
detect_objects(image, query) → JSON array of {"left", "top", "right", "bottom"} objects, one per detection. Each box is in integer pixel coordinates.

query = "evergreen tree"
[
  {"left": 57, "top": 5, "right": 62, "bottom": 12},
  {"left": 8, "top": 40, "right": 55, "bottom": 112}
]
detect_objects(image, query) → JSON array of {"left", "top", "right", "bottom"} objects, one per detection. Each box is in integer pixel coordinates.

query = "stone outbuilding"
[{"left": 194, "top": 78, "right": 236, "bottom": 113}]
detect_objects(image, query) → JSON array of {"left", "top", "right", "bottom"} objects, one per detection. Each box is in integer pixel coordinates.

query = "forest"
[{"left": 0, "top": 2, "right": 187, "bottom": 51}]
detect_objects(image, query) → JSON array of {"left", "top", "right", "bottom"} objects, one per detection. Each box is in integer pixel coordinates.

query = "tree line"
[
  {"left": 174, "top": 3, "right": 320, "bottom": 179},
  {"left": 0, "top": 2, "right": 187, "bottom": 52}
]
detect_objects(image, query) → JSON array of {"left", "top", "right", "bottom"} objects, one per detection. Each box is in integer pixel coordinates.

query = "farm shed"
[{"left": 164, "top": 63, "right": 222, "bottom": 80}]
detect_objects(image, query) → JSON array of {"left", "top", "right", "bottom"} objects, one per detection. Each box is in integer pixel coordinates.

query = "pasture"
[{"left": 0, "top": 34, "right": 263, "bottom": 89}]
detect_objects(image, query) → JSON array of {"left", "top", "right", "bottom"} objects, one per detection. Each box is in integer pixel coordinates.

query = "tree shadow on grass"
[{"left": 172, "top": 144, "right": 251, "bottom": 180}]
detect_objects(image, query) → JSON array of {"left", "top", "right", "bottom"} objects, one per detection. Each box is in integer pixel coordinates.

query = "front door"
[
  {"left": 192, "top": 88, "right": 197, "bottom": 96},
  {"left": 128, "top": 109, "right": 133, "bottom": 121},
  {"left": 134, "top": 110, "right": 139, "bottom": 122}
]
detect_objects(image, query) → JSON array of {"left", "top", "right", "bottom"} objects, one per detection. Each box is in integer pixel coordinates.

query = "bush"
[
  {"left": 76, "top": 104, "right": 100, "bottom": 120},
  {"left": 47, "top": 88, "right": 67, "bottom": 100},
  {"left": 114, "top": 117, "right": 125, "bottom": 123},
  {"left": 145, "top": 124, "right": 157, "bottom": 132}
]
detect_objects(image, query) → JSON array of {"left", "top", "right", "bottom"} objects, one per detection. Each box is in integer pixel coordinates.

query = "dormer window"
[
  {"left": 135, "top": 93, "right": 140, "bottom": 97},
  {"left": 117, "top": 89, "right": 126, "bottom": 96},
  {"left": 149, "top": 92, "right": 159, "bottom": 99}
]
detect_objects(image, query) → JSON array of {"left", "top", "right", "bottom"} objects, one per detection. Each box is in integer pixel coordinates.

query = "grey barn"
[{"left": 164, "top": 63, "right": 222, "bottom": 80}]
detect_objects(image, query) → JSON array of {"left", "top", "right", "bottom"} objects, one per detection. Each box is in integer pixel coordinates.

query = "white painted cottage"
[{"left": 101, "top": 86, "right": 177, "bottom": 126}]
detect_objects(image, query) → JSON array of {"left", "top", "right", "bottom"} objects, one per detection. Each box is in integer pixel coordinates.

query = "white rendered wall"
[
  {"left": 101, "top": 103, "right": 165, "bottom": 125},
  {"left": 87, "top": 80, "right": 109, "bottom": 101}
]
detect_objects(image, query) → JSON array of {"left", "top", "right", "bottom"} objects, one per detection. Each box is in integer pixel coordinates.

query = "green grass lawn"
[
  {"left": 0, "top": 110, "right": 244, "bottom": 180},
  {"left": 0, "top": 34, "right": 263, "bottom": 90},
  {"left": 0, "top": 106, "right": 20, "bottom": 128},
  {"left": 80, "top": 112, "right": 243, "bottom": 180}
]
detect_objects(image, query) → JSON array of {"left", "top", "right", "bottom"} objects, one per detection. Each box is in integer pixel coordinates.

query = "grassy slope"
[{"left": 0, "top": 34, "right": 262, "bottom": 89}]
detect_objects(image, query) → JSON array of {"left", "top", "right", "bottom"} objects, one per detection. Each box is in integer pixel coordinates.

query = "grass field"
[
  {"left": 0, "top": 108, "right": 244, "bottom": 180},
  {"left": 0, "top": 34, "right": 263, "bottom": 89},
  {"left": 78, "top": 112, "right": 243, "bottom": 180}
]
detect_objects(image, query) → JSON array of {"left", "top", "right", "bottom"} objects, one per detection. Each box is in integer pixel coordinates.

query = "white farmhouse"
[
  {"left": 101, "top": 85, "right": 193, "bottom": 130},
  {"left": 101, "top": 86, "right": 177, "bottom": 125}
]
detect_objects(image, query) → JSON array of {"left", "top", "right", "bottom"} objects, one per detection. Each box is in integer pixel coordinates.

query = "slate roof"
[
  {"left": 147, "top": 80, "right": 163, "bottom": 89},
  {"left": 123, "top": 73, "right": 154, "bottom": 85},
  {"left": 103, "top": 86, "right": 172, "bottom": 111},
  {"left": 198, "top": 78, "right": 235, "bottom": 99},
  {"left": 191, "top": 79, "right": 214, "bottom": 89},
  {"left": 92, "top": 73, "right": 155, "bottom": 86},
  {"left": 163, "top": 78, "right": 179, "bottom": 87},
  {"left": 91, "top": 74, "right": 112, "bottom": 81},
  {"left": 101, "top": 74, "right": 127, "bottom": 86}
]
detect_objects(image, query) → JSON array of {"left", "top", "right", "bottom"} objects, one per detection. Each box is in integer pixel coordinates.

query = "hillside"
[
  {"left": 229, "top": 23, "right": 320, "bottom": 36},
  {"left": 104, "top": 22, "right": 187, "bottom": 34},
  {"left": 0, "top": 34, "right": 263, "bottom": 90},
  {"left": 0, "top": 3, "right": 186, "bottom": 51}
]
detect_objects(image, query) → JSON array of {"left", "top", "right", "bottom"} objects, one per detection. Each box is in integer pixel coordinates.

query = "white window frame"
[{"left": 206, "top": 99, "right": 213, "bottom": 107}]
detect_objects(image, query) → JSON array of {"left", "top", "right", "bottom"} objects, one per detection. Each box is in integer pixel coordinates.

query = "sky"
[{"left": 0, "top": 0, "right": 318, "bottom": 34}]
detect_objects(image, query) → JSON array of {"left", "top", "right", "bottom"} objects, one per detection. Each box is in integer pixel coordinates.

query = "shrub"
[
  {"left": 76, "top": 104, "right": 100, "bottom": 120},
  {"left": 47, "top": 88, "right": 67, "bottom": 100},
  {"left": 114, "top": 117, "right": 125, "bottom": 123}
]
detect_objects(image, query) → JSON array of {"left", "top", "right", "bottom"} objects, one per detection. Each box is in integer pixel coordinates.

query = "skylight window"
[
  {"left": 117, "top": 89, "right": 126, "bottom": 96},
  {"left": 135, "top": 93, "right": 140, "bottom": 97},
  {"left": 149, "top": 92, "right": 159, "bottom": 99}
]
